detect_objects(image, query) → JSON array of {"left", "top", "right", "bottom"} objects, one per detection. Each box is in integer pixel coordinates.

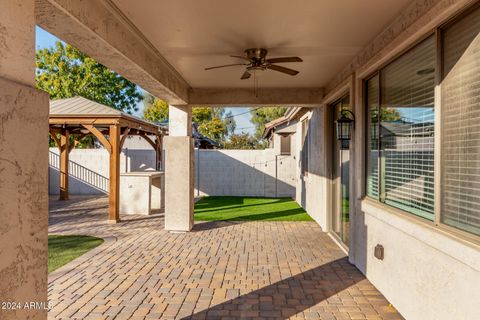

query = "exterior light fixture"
[{"left": 335, "top": 109, "right": 355, "bottom": 141}]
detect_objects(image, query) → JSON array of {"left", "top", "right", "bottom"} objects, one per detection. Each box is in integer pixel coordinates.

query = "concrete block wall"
[
  {"left": 194, "top": 149, "right": 296, "bottom": 198},
  {"left": 49, "top": 147, "right": 296, "bottom": 198},
  {"left": 48, "top": 148, "right": 156, "bottom": 195}
]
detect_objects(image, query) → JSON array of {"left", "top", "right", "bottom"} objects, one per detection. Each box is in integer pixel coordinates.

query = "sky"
[{"left": 35, "top": 26, "right": 255, "bottom": 135}]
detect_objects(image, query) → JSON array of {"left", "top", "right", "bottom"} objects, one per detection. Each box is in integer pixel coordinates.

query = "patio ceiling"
[
  {"left": 112, "top": 0, "right": 411, "bottom": 89},
  {"left": 36, "top": 0, "right": 412, "bottom": 105}
]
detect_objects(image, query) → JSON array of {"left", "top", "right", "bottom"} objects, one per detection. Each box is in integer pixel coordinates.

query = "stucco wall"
[
  {"left": 357, "top": 200, "right": 480, "bottom": 320},
  {"left": 0, "top": 78, "right": 49, "bottom": 319},
  {"left": 194, "top": 149, "right": 296, "bottom": 198},
  {"left": 295, "top": 108, "right": 330, "bottom": 231}
]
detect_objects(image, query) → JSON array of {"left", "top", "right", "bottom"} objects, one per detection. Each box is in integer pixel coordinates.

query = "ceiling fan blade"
[
  {"left": 267, "top": 64, "right": 299, "bottom": 76},
  {"left": 241, "top": 70, "right": 251, "bottom": 80},
  {"left": 230, "top": 55, "right": 251, "bottom": 61},
  {"left": 205, "top": 63, "right": 246, "bottom": 70},
  {"left": 266, "top": 57, "right": 303, "bottom": 63}
]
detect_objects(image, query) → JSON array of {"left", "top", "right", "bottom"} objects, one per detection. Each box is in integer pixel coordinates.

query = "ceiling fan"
[{"left": 205, "top": 48, "right": 302, "bottom": 79}]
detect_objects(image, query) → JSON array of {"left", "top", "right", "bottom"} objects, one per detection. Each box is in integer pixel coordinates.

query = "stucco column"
[
  {"left": 164, "top": 105, "right": 194, "bottom": 232},
  {"left": 0, "top": 1, "right": 49, "bottom": 319}
]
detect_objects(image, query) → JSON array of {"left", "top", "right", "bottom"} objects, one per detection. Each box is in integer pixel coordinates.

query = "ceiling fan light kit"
[{"left": 205, "top": 48, "right": 303, "bottom": 97}]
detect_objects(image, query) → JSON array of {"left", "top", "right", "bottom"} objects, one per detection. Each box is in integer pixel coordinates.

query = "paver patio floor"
[{"left": 48, "top": 196, "right": 403, "bottom": 320}]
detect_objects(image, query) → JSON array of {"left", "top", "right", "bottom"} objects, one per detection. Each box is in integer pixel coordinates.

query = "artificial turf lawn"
[
  {"left": 194, "top": 196, "right": 313, "bottom": 221},
  {"left": 48, "top": 235, "right": 104, "bottom": 273}
]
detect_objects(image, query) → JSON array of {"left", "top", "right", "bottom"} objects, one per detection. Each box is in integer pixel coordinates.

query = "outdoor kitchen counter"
[{"left": 120, "top": 171, "right": 164, "bottom": 215}]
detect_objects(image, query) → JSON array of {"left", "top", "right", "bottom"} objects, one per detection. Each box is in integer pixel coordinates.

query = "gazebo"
[{"left": 48, "top": 96, "right": 167, "bottom": 222}]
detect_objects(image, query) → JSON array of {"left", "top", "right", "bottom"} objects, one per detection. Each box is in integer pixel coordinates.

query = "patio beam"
[
  {"left": 82, "top": 124, "right": 112, "bottom": 154},
  {"left": 188, "top": 88, "right": 325, "bottom": 106},
  {"left": 35, "top": 0, "right": 190, "bottom": 105},
  {"left": 119, "top": 127, "right": 131, "bottom": 151}
]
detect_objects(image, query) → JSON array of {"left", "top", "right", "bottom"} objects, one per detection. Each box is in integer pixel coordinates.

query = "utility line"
[{"left": 222, "top": 107, "right": 262, "bottom": 120}]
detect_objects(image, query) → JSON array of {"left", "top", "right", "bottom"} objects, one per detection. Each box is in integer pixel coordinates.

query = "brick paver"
[{"left": 48, "top": 196, "right": 403, "bottom": 320}]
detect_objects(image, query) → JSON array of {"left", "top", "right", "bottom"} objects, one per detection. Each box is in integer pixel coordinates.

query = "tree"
[
  {"left": 380, "top": 107, "right": 402, "bottom": 121},
  {"left": 36, "top": 41, "right": 142, "bottom": 113},
  {"left": 250, "top": 107, "right": 287, "bottom": 139},
  {"left": 142, "top": 93, "right": 236, "bottom": 142},
  {"left": 224, "top": 133, "right": 260, "bottom": 150},
  {"left": 143, "top": 94, "right": 169, "bottom": 122}
]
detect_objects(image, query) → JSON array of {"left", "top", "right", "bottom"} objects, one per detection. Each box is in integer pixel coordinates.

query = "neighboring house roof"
[
  {"left": 263, "top": 116, "right": 287, "bottom": 139},
  {"left": 262, "top": 106, "right": 309, "bottom": 139},
  {"left": 192, "top": 123, "right": 219, "bottom": 148},
  {"left": 380, "top": 121, "right": 434, "bottom": 137}
]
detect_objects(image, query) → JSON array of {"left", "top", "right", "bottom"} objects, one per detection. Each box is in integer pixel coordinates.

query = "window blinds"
[
  {"left": 366, "top": 75, "right": 380, "bottom": 199},
  {"left": 441, "top": 6, "right": 480, "bottom": 236},
  {"left": 381, "top": 36, "right": 436, "bottom": 219}
]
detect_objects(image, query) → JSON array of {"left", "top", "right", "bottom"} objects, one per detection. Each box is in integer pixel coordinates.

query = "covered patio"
[
  {"left": 48, "top": 196, "right": 401, "bottom": 320},
  {"left": 1, "top": 1, "right": 479, "bottom": 320}
]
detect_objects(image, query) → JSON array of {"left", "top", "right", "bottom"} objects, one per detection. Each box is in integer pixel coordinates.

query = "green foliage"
[
  {"left": 198, "top": 117, "right": 226, "bottom": 141},
  {"left": 380, "top": 107, "right": 402, "bottom": 121},
  {"left": 142, "top": 93, "right": 236, "bottom": 143},
  {"left": 250, "top": 107, "right": 287, "bottom": 139},
  {"left": 224, "top": 133, "right": 260, "bottom": 150},
  {"left": 36, "top": 41, "right": 142, "bottom": 113},
  {"left": 143, "top": 93, "right": 169, "bottom": 122},
  {"left": 194, "top": 196, "right": 313, "bottom": 221}
]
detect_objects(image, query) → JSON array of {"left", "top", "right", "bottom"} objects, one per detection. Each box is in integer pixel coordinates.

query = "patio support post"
[
  {"left": 59, "top": 128, "right": 70, "bottom": 200},
  {"left": 0, "top": 0, "right": 49, "bottom": 319},
  {"left": 164, "top": 105, "right": 194, "bottom": 232},
  {"left": 109, "top": 124, "right": 121, "bottom": 222}
]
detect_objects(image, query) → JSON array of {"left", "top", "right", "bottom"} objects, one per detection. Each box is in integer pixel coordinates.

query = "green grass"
[
  {"left": 48, "top": 235, "right": 104, "bottom": 273},
  {"left": 194, "top": 196, "right": 313, "bottom": 221}
]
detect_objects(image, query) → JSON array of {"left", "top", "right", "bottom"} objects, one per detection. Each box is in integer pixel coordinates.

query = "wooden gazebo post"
[
  {"left": 109, "top": 124, "right": 120, "bottom": 222},
  {"left": 49, "top": 128, "right": 72, "bottom": 200},
  {"left": 59, "top": 128, "right": 70, "bottom": 200}
]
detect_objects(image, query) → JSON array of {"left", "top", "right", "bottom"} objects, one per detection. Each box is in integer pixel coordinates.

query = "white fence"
[{"left": 49, "top": 148, "right": 296, "bottom": 198}]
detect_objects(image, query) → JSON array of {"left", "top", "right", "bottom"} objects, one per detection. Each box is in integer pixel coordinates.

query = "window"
[
  {"left": 301, "top": 119, "right": 309, "bottom": 175},
  {"left": 366, "top": 75, "right": 380, "bottom": 199},
  {"left": 280, "top": 135, "right": 291, "bottom": 155},
  {"left": 366, "top": 36, "right": 436, "bottom": 220},
  {"left": 440, "top": 6, "right": 480, "bottom": 236}
]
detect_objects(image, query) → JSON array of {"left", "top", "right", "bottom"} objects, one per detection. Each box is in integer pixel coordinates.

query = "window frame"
[
  {"left": 362, "top": 5, "right": 480, "bottom": 243},
  {"left": 301, "top": 118, "right": 309, "bottom": 176},
  {"left": 279, "top": 134, "right": 291, "bottom": 156},
  {"left": 364, "top": 34, "right": 437, "bottom": 221}
]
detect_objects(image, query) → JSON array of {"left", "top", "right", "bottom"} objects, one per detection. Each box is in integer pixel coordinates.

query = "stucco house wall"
[{"left": 290, "top": 1, "right": 480, "bottom": 319}]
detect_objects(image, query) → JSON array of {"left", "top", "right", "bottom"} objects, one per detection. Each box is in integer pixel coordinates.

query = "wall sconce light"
[{"left": 335, "top": 109, "right": 355, "bottom": 141}]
